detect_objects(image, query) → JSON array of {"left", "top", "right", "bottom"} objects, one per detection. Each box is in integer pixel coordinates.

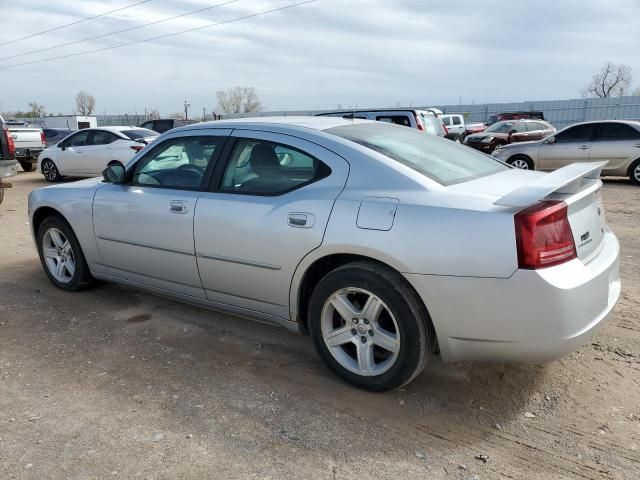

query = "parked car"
[
  {"left": 486, "top": 111, "right": 545, "bottom": 126},
  {"left": 37, "top": 127, "right": 158, "bottom": 182},
  {"left": 139, "top": 118, "right": 199, "bottom": 134},
  {"left": 28, "top": 117, "right": 620, "bottom": 391},
  {"left": 8, "top": 123, "right": 45, "bottom": 172},
  {"left": 464, "top": 120, "right": 556, "bottom": 153},
  {"left": 43, "top": 128, "right": 76, "bottom": 148},
  {"left": 0, "top": 115, "right": 18, "bottom": 205},
  {"left": 317, "top": 109, "right": 447, "bottom": 136},
  {"left": 493, "top": 120, "right": 640, "bottom": 184},
  {"left": 440, "top": 114, "right": 488, "bottom": 142}
]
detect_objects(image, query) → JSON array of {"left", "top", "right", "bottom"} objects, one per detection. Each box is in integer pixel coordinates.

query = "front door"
[
  {"left": 92, "top": 129, "right": 231, "bottom": 298},
  {"left": 58, "top": 130, "right": 90, "bottom": 174},
  {"left": 194, "top": 130, "right": 349, "bottom": 319},
  {"left": 537, "top": 123, "right": 597, "bottom": 171}
]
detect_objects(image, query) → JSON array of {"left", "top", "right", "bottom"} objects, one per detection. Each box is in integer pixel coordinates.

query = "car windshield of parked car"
[
  {"left": 485, "top": 121, "right": 514, "bottom": 133},
  {"left": 121, "top": 129, "right": 157, "bottom": 140},
  {"left": 326, "top": 123, "right": 507, "bottom": 185}
]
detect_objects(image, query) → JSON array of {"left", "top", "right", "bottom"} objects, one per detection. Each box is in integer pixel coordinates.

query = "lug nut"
[
  {"left": 360, "top": 336, "right": 367, "bottom": 343},
  {"left": 351, "top": 329, "right": 357, "bottom": 335},
  {"left": 368, "top": 330, "right": 374, "bottom": 336},
  {"left": 352, "top": 318, "right": 358, "bottom": 324},
  {"left": 363, "top": 319, "right": 370, "bottom": 325}
]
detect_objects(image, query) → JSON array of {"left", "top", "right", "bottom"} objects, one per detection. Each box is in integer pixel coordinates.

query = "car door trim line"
[
  {"left": 196, "top": 252, "right": 281, "bottom": 271},
  {"left": 96, "top": 235, "right": 194, "bottom": 257}
]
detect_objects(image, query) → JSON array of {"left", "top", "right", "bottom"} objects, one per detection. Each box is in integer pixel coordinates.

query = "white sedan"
[{"left": 37, "top": 126, "right": 158, "bottom": 182}]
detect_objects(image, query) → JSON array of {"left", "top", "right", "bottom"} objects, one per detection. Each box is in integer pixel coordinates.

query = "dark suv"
[
  {"left": 464, "top": 119, "right": 555, "bottom": 153},
  {"left": 139, "top": 119, "right": 198, "bottom": 134}
]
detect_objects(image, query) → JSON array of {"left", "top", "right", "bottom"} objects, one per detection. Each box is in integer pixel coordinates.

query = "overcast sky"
[{"left": 0, "top": 0, "right": 639, "bottom": 115}]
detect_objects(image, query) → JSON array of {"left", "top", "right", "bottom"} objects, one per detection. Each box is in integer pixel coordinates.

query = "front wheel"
[
  {"left": 308, "top": 261, "right": 435, "bottom": 391},
  {"left": 41, "top": 159, "right": 61, "bottom": 182},
  {"left": 629, "top": 159, "right": 640, "bottom": 186}
]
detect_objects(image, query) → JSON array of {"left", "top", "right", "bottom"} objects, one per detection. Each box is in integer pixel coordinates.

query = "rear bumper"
[
  {"left": 14, "top": 147, "right": 42, "bottom": 160},
  {"left": 405, "top": 229, "right": 621, "bottom": 363}
]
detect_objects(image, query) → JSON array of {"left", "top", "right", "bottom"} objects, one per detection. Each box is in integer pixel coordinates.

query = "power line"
[
  {"left": 0, "top": 0, "right": 153, "bottom": 47},
  {"left": 0, "top": 0, "right": 318, "bottom": 70},
  {"left": 0, "top": 0, "right": 244, "bottom": 62}
]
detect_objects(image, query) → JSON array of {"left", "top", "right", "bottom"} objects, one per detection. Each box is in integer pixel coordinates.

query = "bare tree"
[
  {"left": 147, "top": 109, "right": 161, "bottom": 120},
  {"left": 167, "top": 112, "right": 185, "bottom": 119},
  {"left": 75, "top": 91, "right": 96, "bottom": 115},
  {"left": 27, "top": 102, "right": 45, "bottom": 117},
  {"left": 583, "top": 63, "right": 632, "bottom": 98},
  {"left": 216, "top": 87, "right": 262, "bottom": 115}
]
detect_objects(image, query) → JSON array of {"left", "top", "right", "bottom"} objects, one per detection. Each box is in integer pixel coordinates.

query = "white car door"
[
  {"left": 56, "top": 130, "right": 90, "bottom": 174},
  {"left": 194, "top": 130, "right": 349, "bottom": 319},
  {"left": 92, "top": 129, "right": 232, "bottom": 298}
]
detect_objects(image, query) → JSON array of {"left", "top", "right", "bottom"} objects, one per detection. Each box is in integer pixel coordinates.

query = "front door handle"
[
  {"left": 169, "top": 200, "right": 189, "bottom": 214},
  {"left": 578, "top": 145, "right": 590, "bottom": 150},
  {"left": 288, "top": 212, "right": 315, "bottom": 228}
]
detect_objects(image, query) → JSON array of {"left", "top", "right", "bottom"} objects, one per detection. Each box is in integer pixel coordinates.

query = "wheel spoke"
[
  {"left": 330, "top": 293, "right": 358, "bottom": 322},
  {"left": 43, "top": 247, "right": 58, "bottom": 259},
  {"left": 357, "top": 342, "right": 375, "bottom": 374},
  {"left": 325, "top": 326, "right": 354, "bottom": 348},
  {"left": 362, "top": 296, "right": 384, "bottom": 323},
  {"left": 372, "top": 324, "right": 399, "bottom": 353},
  {"left": 49, "top": 229, "right": 65, "bottom": 248},
  {"left": 64, "top": 257, "right": 76, "bottom": 277},
  {"left": 55, "top": 259, "right": 66, "bottom": 279},
  {"left": 61, "top": 241, "right": 71, "bottom": 255}
]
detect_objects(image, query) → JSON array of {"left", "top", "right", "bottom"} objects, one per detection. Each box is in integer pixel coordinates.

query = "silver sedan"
[
  {"left": 28, "top": 117, "right": 621, "bottom": 391},
  {"left": 493, "top": 120, "right": 640, "bottom": 185}
]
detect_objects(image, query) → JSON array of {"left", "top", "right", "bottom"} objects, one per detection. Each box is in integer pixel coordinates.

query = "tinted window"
[
  {"left": 64, "top": 131, "right": 90, "bottom": 147},
  {"left": 121, "top": 128, "right": 157, "bottom": 140},
  {"left": 139, "top": 121, "right": 154, "bottom": 130},
  {"left": 510, "top": 122, "right": 527, "bottom": 133},
  {"left": 486, "top": 121, "right": 514, "bottom": 133},
  {"left": 326, "top": 123, "right": 507, "bottom": 186},
  {"left": 452, "top": 116, "right": 462, "bottom": 125},
  {"left": 441, "top": 116, "right": 451, "bottom": 126},
  {"left": 221, "top": 139, "right": 330, "bottom": 195},
  {"left": 132, "top": 136, "right": 224, "bottom": 189},
  {"left": 556, "top": 124, "right": 596, "bottom": 143},
  {"left": 89, "top": 130, "right": 118, "bottom": 145},
  {"left": 376, "top": 115, "right": 412, "bottom": 127},
  {"left": 597, "top": 123, "right": 640, "bottom": 141},
  {"left": 154, "top": 120, "right": 175, "bottom": 133}
]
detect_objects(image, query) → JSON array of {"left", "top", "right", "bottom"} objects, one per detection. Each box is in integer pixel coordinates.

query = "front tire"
[
  {"left": 37, "top": 216, "right": 94, "bottom": 291},
  {"left": 508, "top": 155, "right": 534, "bottom": 170},
  {"left": 308, "top": 261, "right": 435, "bottom": 391},
  {"left": 629, "top": 159, "right": 640, "bottom": 186},
  {"left": 20, "top": 161, "right": 36, "bottom": 172},
  {"left": 41, "top": 159, "right": 61, "bottom": 182}
]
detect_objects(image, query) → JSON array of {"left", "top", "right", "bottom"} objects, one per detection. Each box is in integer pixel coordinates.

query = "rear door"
[
  {"left": 589, "top": 122, "right": 640, "bottom": 175},
  {"left": 525, "top": 122, "right": 548, "bottom": 141},
  {"left": 538, "top": 123, "right": 597, "bottom": 171},
  {"left": 194, "top": 130, "right": 349, "bottom": 319},
  {"left": 507, "top": 122, "right": 529, "bottom": 142},
  {"left": 81, "top": 130, "right": 120, "bottom": 175}
]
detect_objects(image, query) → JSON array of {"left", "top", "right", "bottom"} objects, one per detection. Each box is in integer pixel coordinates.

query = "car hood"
[{"left": 41, "top": 176, "right": 104, "bottom": 191}]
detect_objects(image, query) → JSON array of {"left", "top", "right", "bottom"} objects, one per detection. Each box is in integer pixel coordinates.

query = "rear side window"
[
  {"left": 326, "top": 122, "right": 507, "bottom": 186},
  {"left": 556, "top": 124, "right": 596, "bottom": 143},
  {"left": 89, "top": 130, "right": 118, "bottom": 145},
  {"left": 597, "top": 123, "right": 640, "bottom": 141},
  {"left": 376, "top": 115, "right": 412, "bottom": 127},
  {"left": 122, "top": 128, "right": 157, "bottom": 140},
  {"left": 220, "top": 139, "right": 331, "bottom": 195}
]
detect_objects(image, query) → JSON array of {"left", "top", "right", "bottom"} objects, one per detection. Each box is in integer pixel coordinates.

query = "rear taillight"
[
  {"left": 515, "top": 201, "right": 577, "bottom": 269},
  {"left": 40, "top": 131, "right": 46, "bottom": 146},
  {"left": 130, "top": 145, "right": 144, "bottom": 152},
  {"left": 3, "top": 125, "right": 15, "bottom": 157},
  {"left": 414, "top": 113, "right": 425, "bottom": 131}
]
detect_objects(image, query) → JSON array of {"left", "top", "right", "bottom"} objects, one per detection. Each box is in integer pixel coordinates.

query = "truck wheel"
[
  {"left": 20, "top": 161, "right": 36, "bottom": 172},
  {"left": 42, "top": 159, "right": 61, "bottom": 182}
]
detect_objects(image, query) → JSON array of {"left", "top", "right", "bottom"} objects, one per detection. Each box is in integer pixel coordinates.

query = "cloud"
[{"left": 0, "top": 0, "right": 638, "bottom": 115}]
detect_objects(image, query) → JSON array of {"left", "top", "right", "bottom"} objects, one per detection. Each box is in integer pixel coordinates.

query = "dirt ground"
[{"left": 0, "top": 171, "right": 639, "bottom": 480}]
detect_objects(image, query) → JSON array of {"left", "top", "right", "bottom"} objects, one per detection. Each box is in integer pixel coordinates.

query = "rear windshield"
[
  {"left": 326, "top": 123, "right": 507, "bottom": 185},
  {"left": 121, "top": 128, "right": 157, "bottom": 140}
]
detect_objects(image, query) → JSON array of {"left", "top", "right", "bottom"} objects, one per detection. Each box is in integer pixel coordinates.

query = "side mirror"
[
  {"left": 545, "top": 136, "right": 557, "bottom": 144},
  {"left": 102, "top": 163, "right": 126, "bottom": 184},
  {"left": 59, "top": 144, "right": 66, "bottom": 151}
]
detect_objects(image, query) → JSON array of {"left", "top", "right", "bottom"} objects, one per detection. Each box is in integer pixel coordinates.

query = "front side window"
[
  {"left": 509, "top": 122, "right": 527, "bottom": 133},
  {"left": 555, "top": 124, "right": 596, "bottom": 143},
  {"left": 326, "top": 122, "right": 507, "bottom": 186},
  {"left": 597, "top": 123, "right": 640, "bottom": 141},
  {"left": 485, "top": 121, "right": 514, "bottom": 133},
  {"left": 452, "top": 116, "right": 462, "bottom": 125},
  {"left": 132, "top": 136, "right": 224, "bottom": 189},
  {"left": 220, "top": 139, "right": 331, "bottom": 195}
]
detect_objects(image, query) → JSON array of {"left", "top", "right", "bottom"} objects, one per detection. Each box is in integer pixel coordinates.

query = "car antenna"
[{"left": 352, "top": 104, "right": 358, "bottom": 123}]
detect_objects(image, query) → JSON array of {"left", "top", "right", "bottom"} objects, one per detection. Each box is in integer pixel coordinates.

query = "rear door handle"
[
  {"left": 169, "top": 200, "right": 189, "bottom": 214},
  {"left": 288, "top": 212, "right": 315, "bottom": 228}
]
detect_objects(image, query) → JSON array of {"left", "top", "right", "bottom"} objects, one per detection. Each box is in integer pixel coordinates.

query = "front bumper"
[
  {"left": 464, "top": 141, "right": 495, "bottom": 153},
  {"left": 405, "top": 229, "right": 621, "bottom": 363}
]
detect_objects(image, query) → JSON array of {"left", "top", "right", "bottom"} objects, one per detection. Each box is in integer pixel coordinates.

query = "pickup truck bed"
[{"left": 9, "top": 126, "right": 44, "bottom": 171}]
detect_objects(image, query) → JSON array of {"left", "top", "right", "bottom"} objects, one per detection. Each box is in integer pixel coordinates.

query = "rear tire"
[
  {"left": 36, "top": 216, "right": 94, "bottom": 291},
  {"left": 508, "top": 155, "right": 534, "bottom": 170},
  {"left": 629, "top": 159, "right": 640, "bottom": 186},
  {"left": 41, "top": 159, "right": 62, "bottom": 182},
  {"left": 308, "top": 261, "right": 435, "bottom": 391},
  {"left": 20, "top": 161, "right": 36, "bottom": 172}
]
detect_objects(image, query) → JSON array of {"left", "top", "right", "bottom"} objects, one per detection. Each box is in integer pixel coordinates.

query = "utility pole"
[
  {"left": 183, "top": 100, "right": 191, "bottom": 120},
  {"left": 202, "top": 107, "right": 206, "bottom": 121}
]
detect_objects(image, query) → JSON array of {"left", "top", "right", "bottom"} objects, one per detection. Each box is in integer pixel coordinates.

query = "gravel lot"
[{"left": 1, "top": 171, "right": 639, "bottom": 479}]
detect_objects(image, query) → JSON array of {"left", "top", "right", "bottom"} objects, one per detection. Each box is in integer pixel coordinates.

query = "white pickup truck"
[
  {"left": 6, "top": 121, "right": 45, "bottom": 172},
  {"left": 440, "top": 114, "right": 488, "bottom": 142}
]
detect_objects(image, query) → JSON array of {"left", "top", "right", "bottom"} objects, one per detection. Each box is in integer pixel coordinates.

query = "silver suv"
[{"left": 492, "top": 120, "right": 640, "bottom": 185}]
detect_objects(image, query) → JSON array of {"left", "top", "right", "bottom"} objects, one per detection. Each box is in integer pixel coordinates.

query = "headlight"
[{"left": 481, "top": 136, "right": 494, "bottom": 143}]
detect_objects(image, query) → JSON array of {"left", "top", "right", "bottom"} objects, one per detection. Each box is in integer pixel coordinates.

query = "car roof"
[
  {"left": 560, "top": 119, "right": 640, "bottom": 129},
  {"left": 174, "top": 116, "right": 372, "bottom": 132}
]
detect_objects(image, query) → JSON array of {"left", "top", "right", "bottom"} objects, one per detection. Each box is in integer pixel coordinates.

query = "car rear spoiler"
[{"left": 494, "top": 161, "right": 607, "bottom": 208}]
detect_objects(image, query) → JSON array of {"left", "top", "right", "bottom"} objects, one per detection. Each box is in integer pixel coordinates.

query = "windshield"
[
  {"left": 326, "top": 123, "right": 507, "bottom": 185},
  {"left": 121, "top": 128, "right": 157, "bottom": 140},
  {"left": 485, "top": 121, "right": 514, "bottom": 133}
]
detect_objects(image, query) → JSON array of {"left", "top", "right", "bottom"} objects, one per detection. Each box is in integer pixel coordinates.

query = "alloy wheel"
[
  {"left": 42, "top": 161, "right": 57, "bottom": 181},
  {"left": 634, "top": 163, "right": 640, "bottom": 183},
  {"left": 42, "top": 227, "right": 75, "bottom": 284},
  {"left": 321, "top": 287, "right": 400, "bottom": 376},
  {"left": 511, "top": 159, "right": 530, "bottom": 169}
]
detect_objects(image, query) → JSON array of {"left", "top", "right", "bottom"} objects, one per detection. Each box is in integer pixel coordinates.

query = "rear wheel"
[
  {"left": 41, "top": 159, "right": 61, "bottom": 182},
  {"left": 508, "top": 155, "right": 534, "bottom": 170},
  {"left": 20, "top": 161, "right": 36, "bottom": 172},
  {"left": 629, "top": 159, "right": 640, "bottom": 186},
  {"left": 308, "top": 261, "right": 435, "bottom": 391},
  {"left": 37, "top": 216, "right": 94, "bottom": 291}
]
